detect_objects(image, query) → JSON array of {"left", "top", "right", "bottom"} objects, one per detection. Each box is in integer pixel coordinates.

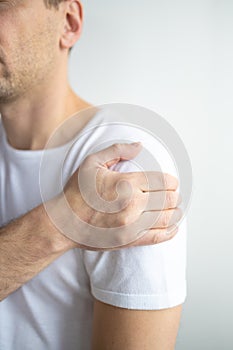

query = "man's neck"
[{"left": 0, "top": 79, "right": 92, "bottom": 151}]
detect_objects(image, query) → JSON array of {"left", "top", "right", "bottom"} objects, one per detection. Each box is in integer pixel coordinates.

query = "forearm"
[{"left": 0, "top": 202, "right": 74, "bottom": 302}]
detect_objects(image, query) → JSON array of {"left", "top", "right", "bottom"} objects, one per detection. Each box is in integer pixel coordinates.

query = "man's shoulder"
[{"left": 62, "top": 107, "right": 177, "bottom": 181}]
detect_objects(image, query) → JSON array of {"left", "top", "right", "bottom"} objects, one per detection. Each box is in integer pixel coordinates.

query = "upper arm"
[
  {"left": 84, "top": 121, "right": 187, "bottom": 349},
  {"left": 91, "top": 299, "right": 183, "bottom": 350}
]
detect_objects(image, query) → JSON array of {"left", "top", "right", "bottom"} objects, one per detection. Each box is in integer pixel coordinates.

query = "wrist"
[{"left": 34, "top": 201, "right": 77, "bottom": 254}]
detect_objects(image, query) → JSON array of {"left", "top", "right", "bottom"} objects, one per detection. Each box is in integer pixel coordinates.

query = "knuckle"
[
  {"left": 125, "top": 200, "right": 136, "bottom": 220},
  {"left": 162, "top": 214, "right": 168, "bottom": 227},
  {"left": 120, "top": 172, "right": 135, "bottom": 187},
  {"left": 118, "top": 174, "right": 133, "bottom": 187},
  {"left": 161, "top": 210, "right": 170, "bottom": 227},
  {"left": 118, "top": 212, "right": 128, "bottom": 226},
  {"left": 131, "top": 194, "right": 144, "bottom": 214},
  {"left": 119, "top": 203, "right": 138, "bottom": 226},
  {"left": 166, "top": 191, "right": 172, "bottom": 207},
  {"left": 166, "top": 191, "right": 177, "bottom": 208},
  {"left": 173, "top": 192, "right": 179, "bottom": 207},
  {"left": 116, "top": 177, "right": 135, "bottom": 200},
  {"left": 136, "top": 194, "right": 146, "bottom": 212}
]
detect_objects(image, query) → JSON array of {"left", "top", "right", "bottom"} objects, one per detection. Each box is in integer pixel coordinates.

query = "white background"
[{"left": 69, "top": 1, "right": 233, "bottom": 349}]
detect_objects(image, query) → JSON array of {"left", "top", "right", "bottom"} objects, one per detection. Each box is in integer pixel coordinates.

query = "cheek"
[
  {"left": 0, "top": 5, "right": 48, "bottom": 50},
  {"left": 0, "top": 6, "right": 59, "bottom": 73},
  {"left": 0, "top": 11, "right": 24, "bottom": 56},
  {"left": 0, "top": 14, "right": 13, "bottom": 46}
]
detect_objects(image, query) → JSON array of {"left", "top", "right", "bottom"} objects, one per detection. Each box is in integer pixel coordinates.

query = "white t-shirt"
[{"left": 0, "top": 109, "right": 187, "bottom": 350}]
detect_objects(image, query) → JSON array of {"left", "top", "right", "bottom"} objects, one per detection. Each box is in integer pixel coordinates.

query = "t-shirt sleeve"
[{"left": 81, "top": 135, "right": 187, "bottom": 310}]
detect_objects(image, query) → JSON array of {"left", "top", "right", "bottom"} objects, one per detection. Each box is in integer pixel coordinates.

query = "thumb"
[{"left": 94, "top": 142, "right": 143, "bottom": 168}]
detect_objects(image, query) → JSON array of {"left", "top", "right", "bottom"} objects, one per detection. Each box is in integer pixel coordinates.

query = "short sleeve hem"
[{"left": 91, "top": 281, "right": 187, "bottom": 310}]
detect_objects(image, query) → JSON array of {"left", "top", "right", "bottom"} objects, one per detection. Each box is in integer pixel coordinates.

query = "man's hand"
[{"left": 51, "top": 142, "right": 182, "bottom": 250}]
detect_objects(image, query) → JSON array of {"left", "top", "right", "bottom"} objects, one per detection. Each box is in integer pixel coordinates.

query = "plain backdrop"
[{"left": 68, "top": 1, "right": 233, "bottom": 349}]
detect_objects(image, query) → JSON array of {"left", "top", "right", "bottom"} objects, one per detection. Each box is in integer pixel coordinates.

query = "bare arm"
[
  {"left": 91, "top": 299, "right": 182, "bottom": 350},
  {"left": 0, "top": 203, "right": 73, "bottom": 301}
]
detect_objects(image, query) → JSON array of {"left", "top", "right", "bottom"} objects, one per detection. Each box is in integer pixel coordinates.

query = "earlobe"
[{"left": 60, "top": 1, "right": 83, "bottom": 50}]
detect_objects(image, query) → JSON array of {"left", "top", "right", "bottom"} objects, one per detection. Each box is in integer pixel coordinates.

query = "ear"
[{"left": 60, "top": 0, "right": 83, "bottom": 50}]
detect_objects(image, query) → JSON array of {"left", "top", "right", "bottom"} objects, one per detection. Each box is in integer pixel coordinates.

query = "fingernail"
[{"left": 131, "top": 142, "right": 141, "bottom": 147}]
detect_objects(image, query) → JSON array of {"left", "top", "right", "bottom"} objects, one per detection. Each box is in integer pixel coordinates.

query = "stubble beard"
[
  {"left": 0, "top": 64, "right": 17, "bottom": 103},
  {"left": 0, "top": 52, "right": 53, "bottom": 104},
  {"left": 0, "top": 20, "right": 60, "bottom": 105}
]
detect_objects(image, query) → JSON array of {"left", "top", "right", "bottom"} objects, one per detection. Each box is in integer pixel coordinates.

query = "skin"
[
  {"left": 0, "top": 0, "right": 91, "bottom": 149},
  {"left": 0, "top": 1, "right": 183, "bottom": 348},
  {"left": 92, "top": 300, "right": 182, "bottom": 350}
]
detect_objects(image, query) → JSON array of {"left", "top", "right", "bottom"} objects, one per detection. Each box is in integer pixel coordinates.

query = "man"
[{"left": 0, "top": 1, "right": 187, "bottom": 349}]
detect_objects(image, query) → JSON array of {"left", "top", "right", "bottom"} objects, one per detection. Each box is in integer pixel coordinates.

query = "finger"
[
  {"left": 124, "top": 208, "right": 182, "bottom": 233},
  {"left": 92, "top": 142, "right": 143, "bottom": 168},
  {"left": 142, "top": 191, "right": 182, "bottom": 211},
  {"left": 77, "top": 225, "right": 178, "bottom": 251},
  {"left": 116, "top": 208, "right": 182, "bottom": 244},
  {"left": 128, "top": 225, "right": 179, "bottom": 247},
  {"left": 141, "top": 208, "right": 182, "bottom": 228},
  {"left": 134, "top": 171, "right": 179, "bottom": 191}
]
